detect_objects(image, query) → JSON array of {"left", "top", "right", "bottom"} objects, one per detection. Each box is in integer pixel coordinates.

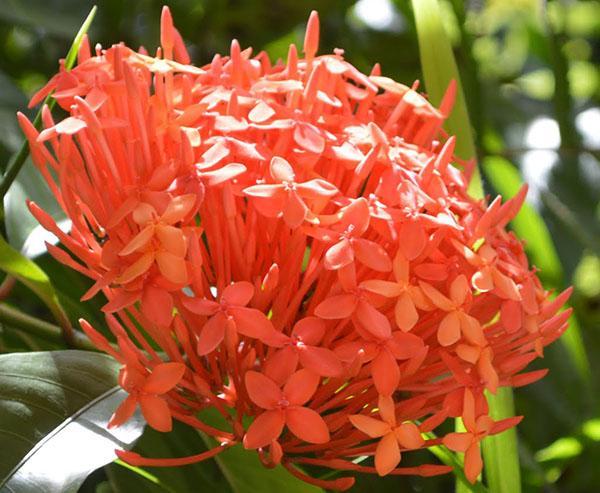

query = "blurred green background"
[{"left": 0, "top": 0, "right": 598, "bottom": 491}]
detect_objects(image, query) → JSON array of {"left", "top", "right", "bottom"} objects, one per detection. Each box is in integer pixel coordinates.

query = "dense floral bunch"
[{"left": 19, "top": 8, "right": 571, "bottom": 489}]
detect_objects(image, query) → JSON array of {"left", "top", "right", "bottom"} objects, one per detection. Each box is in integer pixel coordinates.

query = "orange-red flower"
[
  {"left": 243, "top": 369, "right": 330, "bottom": 449},
  {"left": 20, "top": 6, "right": 571, "bottom": 490},
  {"left": 110, "top": 362, "right": 186, "bottom": 432}
]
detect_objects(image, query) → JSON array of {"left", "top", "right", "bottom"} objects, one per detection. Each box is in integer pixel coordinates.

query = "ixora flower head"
[{"left": 20, "top": 7, "right": 571, "bottom": 489}]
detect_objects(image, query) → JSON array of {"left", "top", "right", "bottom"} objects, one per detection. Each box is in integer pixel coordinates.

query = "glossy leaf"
[{"left": 0, "top": 350, "right": 144, "bottom": 492}]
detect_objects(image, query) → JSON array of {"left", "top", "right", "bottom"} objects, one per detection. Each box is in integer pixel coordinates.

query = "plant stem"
[{"left": 0, "top": 302, "right": 96, "bottom": 351}]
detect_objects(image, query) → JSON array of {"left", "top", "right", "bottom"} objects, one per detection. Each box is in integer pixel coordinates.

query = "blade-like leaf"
[
  {"left": 0, "top": 350, "right": 144, "bottom": 492},
  {"left": 0, "top": 236, "right": 72, "bottom": 338},
  {"left": 411, "top": 0, "right": 482, "bottom": 198}
]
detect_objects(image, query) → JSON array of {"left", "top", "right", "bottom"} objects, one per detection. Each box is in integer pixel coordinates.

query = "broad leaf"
[{"left": 0, "top": 350, "right": 144, "bottom": 492}]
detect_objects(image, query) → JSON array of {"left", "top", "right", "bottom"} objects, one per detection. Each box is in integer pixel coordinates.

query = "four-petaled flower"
[
  {"left": 264, "top": 317, "right": 343, "bottom": 382},
  {"left": 243, "top": 369, "right": 330, "bottom": 449},
  {"left": 116, "top": 194, "right": 197, "bottom": 286},
  {"left": 442, "top": 389, "right": 522, "bottom": 483},
  {"left": 349, "top": 395, "right": 424, "bottom": 476},
  {"left": 110, "top": 362, "right": 186, "bottom": 432},
  {"left": 420, "top": 275, "right": 486, "bottom": 347},
  {"left": 182, "top": 281, "right": 276, "bottom": 354},
  {"left": 307, "top": 198, "right": 392, "bottom": 272},
  {"left": 244, "top": 156, "right": 338, "bottom": 228},
  {"left": 360, "top": 251, "right": 429, "bottom": 332}
]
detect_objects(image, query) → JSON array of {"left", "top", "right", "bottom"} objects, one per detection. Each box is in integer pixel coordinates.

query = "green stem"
[
  {"left": 0, "top": 302, "right": 96, "bottom": 351},
  {"left": 481, "top": 388, "right": 521, "bottom": 493}
]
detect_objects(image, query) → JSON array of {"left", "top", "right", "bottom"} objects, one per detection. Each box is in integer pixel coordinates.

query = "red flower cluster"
[{"left": 20, "top": 8, "right": 571, "bottom": 489}]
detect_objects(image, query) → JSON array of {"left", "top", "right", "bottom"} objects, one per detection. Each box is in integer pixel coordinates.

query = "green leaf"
[
  {"left": 0, "top": 350, "right": 145, "bottom": 492},
  {"left": 0, "top": 236, "right": 72, "bottom": 336},
  {"left": 200, "top": 408, "right": 322, "bottom": 493},
  {"left": 411, "top": 0, "right": 482, "bottom": 198},
  {"left": 481, "top": 388, "right": 521, "bottom": 493},
  {"left": 210, "top": 443, "right": 321, "bottom": 493},
  {"left": 0, "top": 5, "right": 97, "bottom": 201},
  {"left": 535, "top": 437, "right": 583, "bottom": 463}
]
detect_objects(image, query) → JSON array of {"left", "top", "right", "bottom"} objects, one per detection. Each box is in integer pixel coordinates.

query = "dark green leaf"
[{"left": 0, "top": 350, "right": 144, "bottom": 492}]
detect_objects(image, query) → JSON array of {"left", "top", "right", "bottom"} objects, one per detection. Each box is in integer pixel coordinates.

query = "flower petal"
[
  {"left": 314, "top": 294, "right": 357, "bottom": 319},
  {"left": 375, "top": 432, "right": 401, "bottom": 476},
  {"left": 243, "top": 409, "right": 286, "bottom": 449},
  {"left": 230, "top": 307, "right": 274, "bottom": 339},
  {"left": 399, "top": 221, "right": 426, "bottom": 260},
  {"left": 197, "top": 313, "right": 226, "bottom": 355},
  {"left": 349, "top": 414, "right": 391, "bottom": 438},
  {"left": 300, "top": 346, "right": 343, "bottom": 377},
  {"left": 464, "top": 443, "right": 483, "bottom": 484},
  {"left": 442, "top": 432, "right": 473, "bottom": 452},
  {"left": 141, "top": 286, "right": 173, "bottom": 327},
  {"left": 353, "top": 238, "right": 392, "bottom": 272},
  {"left": 270, "top": 156, "right": 295, "bottom": 182},
  {"left": 395, "top": 422, "right": 424, "bottom": 449},
  {"left": 394, "top": 292, "right": 419, "bottom": 332},
  {"left": 282, "top": 191, "right": 308, "bottom": 228},
  {"left": 438, "top": 311, "right": 461, "bottom": 346},
  {"left": 156, "top": 251, "right": 188, "bottom": 285},
  {"left": 324, "top": 238, "right": 354, "bottom": 270},
  {"left": 360, "top": 280, "right": 402, "bottom": 298},
  {"left": 161, "top": 194, "right": 196, "bottom": 224},
  {"left": 155, "top": 224, "right": 187, "bottom": 257},
  {"left": 283, "top": 369, "right": 320, "bottom": 406},
  {"left": 139, "top": 394, "right": 172, "bottom": 432},
  {"left": 119, "top": 225, "right": 154, "bottom": 256},
  {"left": 222, "top": 281, "right": 255, "bottom": 306},
  {"left": 355, "top": 300, "right": 391, "bottom": 340},
  {"left": 372, "top": 349, "right": 400, "bottom": 396},
  {"left": 292, "top": 316, "right": 325, "bottom": 345},
  {"left": 285, "top": 406, "right": 330, "bottom": 443},
  {"left": 143, "top": 362, "right": 186, "bottom": 394},
  {"left": 108, "top": 394, "right": 138, "bottom": 429},
  {"left": 245, "top": 371, "right": 282, "bottom": 409}
]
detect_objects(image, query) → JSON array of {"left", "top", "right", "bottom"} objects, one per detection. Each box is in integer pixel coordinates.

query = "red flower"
[
  {"left": 182, "top": 281, "right": 276, "bottom": 354},
  {"left": 243, "top": 369, "right": 330, "bottom": 449},
  {"left": 244, "top": 156, "right": 338, "bottom": 228},
  {"left": 110, "top": 362, "right": 185, "bottom": 432}
]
